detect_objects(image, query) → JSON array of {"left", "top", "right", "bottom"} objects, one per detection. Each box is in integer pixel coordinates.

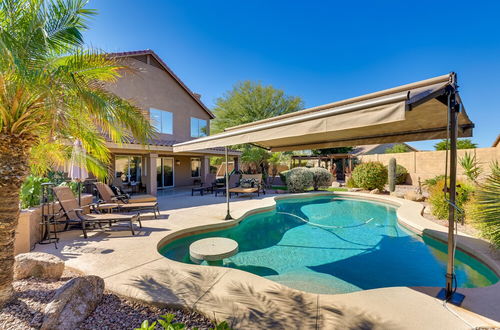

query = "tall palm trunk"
[{"left": 0, "top": 133, "right": 31, "bottom": 306}]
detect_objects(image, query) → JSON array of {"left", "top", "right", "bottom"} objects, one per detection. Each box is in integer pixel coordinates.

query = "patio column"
[
  {"left": 146, "top": 153, "right": 158, "bottom": 196},
  {"left": 202, "top": 156, "right": 210, "bottom": 178},
  {"left": 233, "top": 156, "right": 239, "bottom": 172}
]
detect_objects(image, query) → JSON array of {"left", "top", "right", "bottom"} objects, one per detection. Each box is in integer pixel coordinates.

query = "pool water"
[{"left": 160, "top": 196, "right": 498, "bottom": 294}]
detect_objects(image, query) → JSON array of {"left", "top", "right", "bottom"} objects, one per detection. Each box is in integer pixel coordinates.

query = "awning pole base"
[
  {"left": 224, "top": 212, "right": 233, "bottom": 221},
  {"left": 436, "top": 288, "right": 465, "bottom": 306}
]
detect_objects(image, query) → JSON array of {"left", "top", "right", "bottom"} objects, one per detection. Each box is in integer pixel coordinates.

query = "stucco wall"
[
  {"left": 105, "top": 57, "right": 212, "bottom": 142},
  {"left": 358, "top": 146, "right": 500, "bottom": 184}
]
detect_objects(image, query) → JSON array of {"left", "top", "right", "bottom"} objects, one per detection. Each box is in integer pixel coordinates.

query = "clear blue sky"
[{"left": 84, "top": 0, "right": 500, "bottom": 150}]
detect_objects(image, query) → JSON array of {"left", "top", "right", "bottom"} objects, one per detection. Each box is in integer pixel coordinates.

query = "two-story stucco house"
[{"left": 103, "top": 50, "right": 239, "bottom": 195}]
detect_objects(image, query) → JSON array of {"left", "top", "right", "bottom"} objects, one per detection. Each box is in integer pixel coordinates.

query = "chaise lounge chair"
[
  {"left": 94, "top": 182, "right": 160, "bottom": 218},
  {"left": 229, "top": 174, "right": 266, "bottom": 198},
  {"left": 111, "top": 178, "right": 157, "bottom": 203},
  {"left": 52, "top": 186, "right": 141, "bottom": 238}
]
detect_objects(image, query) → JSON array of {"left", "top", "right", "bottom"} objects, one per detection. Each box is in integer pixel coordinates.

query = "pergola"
[{"left": 173, "top": 73, "right": 474, "bottom": 302}]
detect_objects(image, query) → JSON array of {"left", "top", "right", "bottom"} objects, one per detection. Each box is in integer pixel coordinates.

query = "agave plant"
[
  {"left": 471, "top": 161, "right": 500, "bottom": 248},
  {"left": 459, "top": 151, "right": 482, "bottom": 183},
  {"left": 0, "top": 0, "right": 154, "bottom": 306}
]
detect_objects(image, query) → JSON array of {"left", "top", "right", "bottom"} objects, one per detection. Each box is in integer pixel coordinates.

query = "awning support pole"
[
  {"left": 224, "top": 147, "right": 233, "bottom": 220},
  {"left": 439, "top": 74, "right": 465, "bottom": 305}
]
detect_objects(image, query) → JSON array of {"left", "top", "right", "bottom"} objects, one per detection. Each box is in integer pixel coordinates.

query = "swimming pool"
[{"left": 160, "top": 195, "right": 498, "bottom": 294}]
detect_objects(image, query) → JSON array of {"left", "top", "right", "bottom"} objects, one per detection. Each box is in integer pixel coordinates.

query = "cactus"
[{"left": 388, "top": 158, "right": 396, "bottom": 192}]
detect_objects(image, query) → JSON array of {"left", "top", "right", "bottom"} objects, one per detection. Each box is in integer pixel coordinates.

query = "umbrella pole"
[
  {"left": 78, "top": 181, "right": 81, "bottom": 206},
  {"left": 224, "top": 147, "right": 233, "bottom": 220}
]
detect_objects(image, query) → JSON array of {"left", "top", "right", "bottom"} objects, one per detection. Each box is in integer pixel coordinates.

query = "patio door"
[{"left": 157, "top": 157, "right": 174, "bottom": 188}]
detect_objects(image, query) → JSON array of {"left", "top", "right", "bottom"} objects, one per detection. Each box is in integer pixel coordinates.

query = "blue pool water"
[{"left": 160, "top": 196, "right": 498, "bottom": 294}]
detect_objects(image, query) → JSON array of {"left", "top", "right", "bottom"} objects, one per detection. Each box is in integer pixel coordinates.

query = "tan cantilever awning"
[{"left": 173, "top": 73, "right": 474, "bottom": 152}]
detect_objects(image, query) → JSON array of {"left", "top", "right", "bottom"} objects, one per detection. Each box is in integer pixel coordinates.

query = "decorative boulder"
[
  {"left": 41, "top": 275, "right": 104, "bottom": 330},
  {"left": 14, "top": 252, "right": 64, "bottom": 280},
  {"left": 370, "top": 188, "right": 380, "bottom": 194},
  {"left": 331, "top": 181, "right": 341, "bottom": 188},
  {"left": 404, "top": 191, "right": 425, "bottom": 202},
  {"left": 348, "top": 188, "right": 362, "bottom": 192},
  {"left": 390, "top": 191, "right": 405, "bottom": 198}
]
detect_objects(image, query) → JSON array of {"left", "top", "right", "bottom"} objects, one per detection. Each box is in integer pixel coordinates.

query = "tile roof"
[{"left": 107, "top": 49, "right": 215, "bottom": 119}]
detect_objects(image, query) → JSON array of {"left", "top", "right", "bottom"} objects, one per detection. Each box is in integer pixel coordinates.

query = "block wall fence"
[{"left": 358, "top": 146, "right": 500, "bottom": 184}]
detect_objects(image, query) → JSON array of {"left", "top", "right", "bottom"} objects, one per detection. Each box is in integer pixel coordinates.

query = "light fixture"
[{"left": 175, "top": 160, "right": 181, "bottom": 166}]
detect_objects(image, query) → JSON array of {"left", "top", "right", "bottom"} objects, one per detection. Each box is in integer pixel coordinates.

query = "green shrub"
[
  {"left": 20, "top": 175, "right": 50, "bottom": 209},
  {"left": 135, "top": 313, "right": 231, "bottom": 330},
  {"left": 352, "top": 162, "right": 387, "bottom": 190},
  {"left": 286, "top": 167, "right": 314, "bottom": 192},
  {"left": 428, "top": 179, "right": 474, "bottom": 220},
  {"left": 395, "top": 164, "right": 408, "bottom": 184},
  {"left": 346, "top": 176, "right": 358, "bottom": 188},
  {"left": 309, "top": 167, "right": 333, "bottom": 190},
  {"left": 423, "top": 174, "right": 446, "bottom": 188}
]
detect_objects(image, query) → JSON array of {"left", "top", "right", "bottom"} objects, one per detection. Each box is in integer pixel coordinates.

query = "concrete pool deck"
[{"left": 33, "top": 191, "right": 500, "bottom": 329}]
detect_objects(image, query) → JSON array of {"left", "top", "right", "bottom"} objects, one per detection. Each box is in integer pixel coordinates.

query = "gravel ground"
[{"left": 0, "top": 270, "right": 215, "bottom": 330}]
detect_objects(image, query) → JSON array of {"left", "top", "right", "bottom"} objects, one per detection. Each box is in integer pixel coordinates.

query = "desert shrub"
[
  {"left": 309, "top": 167, "right": 333, "bottom": 190},
  {"left": 285, "top": 167, "right": 314, "bottom": 193},
  {"left": 346, "top": 177, "right": 358, "bottom": 188},
  {"left": 395, "top": 164, "right": 408, "bottom": 184},
  {"left": 352, "top": 162, "right": 387, "bottom": 190},
  {"left": 428, "top": 179, "right": 474, "bottom": 220},
  {"left": 423, "top": 174, "right": 446, "bottom": 188}
]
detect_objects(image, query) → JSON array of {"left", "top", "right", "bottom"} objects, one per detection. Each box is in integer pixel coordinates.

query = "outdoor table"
[{"left": 189, "top": 237, "right": 239, "bottom": 266}]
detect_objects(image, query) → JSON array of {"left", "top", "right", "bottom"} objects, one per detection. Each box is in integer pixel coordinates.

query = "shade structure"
[{"left": 173, "top": 73, "right": 473, "bottom": 153}]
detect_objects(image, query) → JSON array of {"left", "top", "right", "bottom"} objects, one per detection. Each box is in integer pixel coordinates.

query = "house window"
[
  {"left": 191, "top": 157, "right": 201, "bottom": 177},
  {"left": 150, "top": 108, "right": 173, "bottom": 134},
  {"left": 190, "top": 117, "right": 208, "bottom": 138},
  {"left": 115, "top": 155, "right": 142, "bottom": 183}
]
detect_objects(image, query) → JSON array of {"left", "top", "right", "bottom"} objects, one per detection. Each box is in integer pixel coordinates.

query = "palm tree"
[{"left": 0, "top": 0, "right": 154, "bottom": 306}]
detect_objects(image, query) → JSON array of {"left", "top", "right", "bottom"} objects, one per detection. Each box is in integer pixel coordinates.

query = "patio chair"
[
  {"left": 110, "top": 179, "right": 157, "bottom": 203},
  {"left": 215, "top": 175, "right": 240, "bottom": 197},
  {"left": 52, "top": 186, "right": 141, "bottom": 238},
  {"left": 229, "top": 174, "right": 266, "bottom": 198},
  {"left": 191, "top": 173, "right": 217, "bottom": 196},
  {"left": 94, "top": 182, "right": 160, "bottom": 218}
]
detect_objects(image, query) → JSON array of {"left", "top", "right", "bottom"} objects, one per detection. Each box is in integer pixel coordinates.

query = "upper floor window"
[
  {"left": 190, "top": 117, "right": 208, "bottom": 138},
  {"left": 150, "top": 108, "right": 173, "bottom": 134}
]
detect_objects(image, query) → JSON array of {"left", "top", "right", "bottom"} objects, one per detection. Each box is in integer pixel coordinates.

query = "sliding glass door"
[{"left": 156, "top": 157, "right": 174, "bottom": 188}]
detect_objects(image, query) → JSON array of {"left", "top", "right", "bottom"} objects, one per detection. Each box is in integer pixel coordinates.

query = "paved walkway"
[{"left": 34, "top": 192, "right": 500, "bottom": 329}]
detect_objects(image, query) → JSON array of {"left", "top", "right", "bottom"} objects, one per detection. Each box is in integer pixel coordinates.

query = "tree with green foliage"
[
  {"left": 211, "top": 81, "right": 302, "bottom": 176},
  {"left": 0, "top": 0, "right": 154, "bottom": 306},
  {"left": 434, "top": 139, "right": 477, "bottom": 151},
  {"left": 311, "top": 147, "right": 353, "bottom": 156},
  {"left": 211, "top": 81, "right": 303, "bottom": 133},
  {"left": 385, "top": 144, "right": 411, "bottom": 153}
]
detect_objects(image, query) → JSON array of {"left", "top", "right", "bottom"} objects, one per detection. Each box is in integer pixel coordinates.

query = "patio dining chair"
[
  {"left": 52, "top": 186, "right": 141, "bottom": 238},
  {"left": 94, "top": 182, "right": 160, "bottom": 218}
]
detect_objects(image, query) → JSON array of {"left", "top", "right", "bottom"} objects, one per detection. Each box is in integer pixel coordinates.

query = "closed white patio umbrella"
[{"left": 68, "top": 140, "right": 88, "bottom": 206}]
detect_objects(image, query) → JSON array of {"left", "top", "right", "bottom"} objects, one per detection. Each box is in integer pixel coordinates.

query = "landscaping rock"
[
  {"left": 14, "top": 252, "right": 64, "bottom": 280},
  {"left": 369, "top": 188, "right": 380, "bottom": 194},
  {"left": 348, "top": 188, "right": 362, "bottom": 192},
  {"left": 331, "top": 181, "right": 341, "bottom": 188},
  {"left": 41, "top": 275, "right": 104, "bottom": 330},
  {"left": 404, "top": 191, "right": 425, "bottom": 202}
]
